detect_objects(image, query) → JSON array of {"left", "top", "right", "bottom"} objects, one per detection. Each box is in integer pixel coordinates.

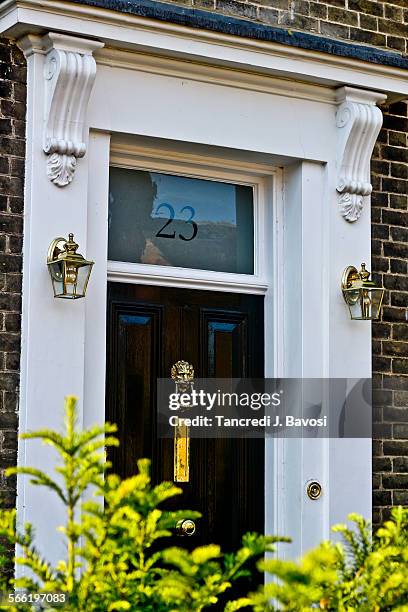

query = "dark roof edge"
[{"left": 70, "top": 0, "right": 408, "bottom": 71}]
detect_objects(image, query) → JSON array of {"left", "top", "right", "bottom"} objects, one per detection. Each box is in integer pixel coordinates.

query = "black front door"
[{"left": 106, "top": 282, "right": 264, "bottom": 552}]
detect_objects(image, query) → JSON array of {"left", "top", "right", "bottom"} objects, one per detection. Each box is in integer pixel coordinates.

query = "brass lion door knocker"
[{"left": 171, "top": 360, "right": 194, "bottom": 483}]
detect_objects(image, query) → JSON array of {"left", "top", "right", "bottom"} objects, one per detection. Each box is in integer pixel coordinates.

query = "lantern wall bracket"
[
  {"left": 47, "top": 236, "right": 66, "bottom": 280},
  {"left": 341, "top": 265, "right": 360, "bottom": 290},
  {"left": 41, "top": 32, "right": 104, "bottom": 187},
  {"left": 336, "top": 86, "right": 387, "bottom": 223}
]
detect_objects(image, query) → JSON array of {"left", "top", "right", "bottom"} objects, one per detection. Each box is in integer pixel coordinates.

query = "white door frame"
[
  {"left": 84, "top": 133, "right": 348, "bottom": 561},
  {"left": 107, "top": 141, "right": 278, "bottom": 296},
  {"left": 107, "top": 139, "right": 284, "bottom": 546}
]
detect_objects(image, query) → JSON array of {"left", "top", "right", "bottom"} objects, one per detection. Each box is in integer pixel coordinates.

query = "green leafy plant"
[
  {"left": 2, "top": 396, "right": 408, "bottom": 611},
  {"left": 0, "top": 396, "right": 280, "bottom": 611},
  {"left": 234, "top": 508, "right": 408, "bottom": 611}
]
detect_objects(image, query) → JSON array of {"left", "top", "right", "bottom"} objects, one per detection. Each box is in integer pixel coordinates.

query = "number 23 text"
[{"left": 155, "top": 204, "right": 198, "bottom": 242}]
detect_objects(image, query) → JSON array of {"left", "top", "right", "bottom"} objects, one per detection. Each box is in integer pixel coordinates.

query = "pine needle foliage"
[
  {"left": 0, "top": 396, "right": 280, "bottom": 611},
  {"left": 2, "top": 396, "right": 408, "bottom": 610},
  {"left": 237, "top": 507, "right": 408, "bottom": 611}
]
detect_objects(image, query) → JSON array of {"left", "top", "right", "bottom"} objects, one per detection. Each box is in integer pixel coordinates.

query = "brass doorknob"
[{"left": 176, "top": 518, "right": 196, "bottom": 536}]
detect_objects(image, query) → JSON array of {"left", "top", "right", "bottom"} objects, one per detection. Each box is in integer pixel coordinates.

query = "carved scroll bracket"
[
  {"left": 336, "top": 87, "right": 387, "bottom": 222},
  {"left": 41, "top": 33, "right": 104, "bottom": 187},
  {"left": 36, "top": 33, "right": 104, "bottom": 187}
]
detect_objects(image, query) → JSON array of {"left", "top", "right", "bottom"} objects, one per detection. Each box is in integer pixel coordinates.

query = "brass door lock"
[
  {"left": 307, "top": 481, "right": 322, "bottom": 500},
  {"left": 176, "top": 519, "right": 196, "bottom": 536}
]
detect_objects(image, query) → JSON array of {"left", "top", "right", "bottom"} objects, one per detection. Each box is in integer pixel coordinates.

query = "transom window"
[{"left": 108, "top": 167, "right": 254, "bottom": 275}]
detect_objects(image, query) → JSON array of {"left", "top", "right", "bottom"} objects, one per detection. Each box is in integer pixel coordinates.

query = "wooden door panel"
[
  {"left": 106, "top": 283, "right": 264, "bottom": 554},
  {"left": 201, "top": 311, "right": 248, "bottom": 377},
  {"left": 107, "top": 299, "right": 162, "bottom": 481}
]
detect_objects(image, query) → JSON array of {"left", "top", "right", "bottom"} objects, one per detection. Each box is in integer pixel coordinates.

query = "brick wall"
[
  {"left": 0, "top": 39, "right": 25, "bottom": 513},
  {"left": 372, "top": 100, "right": 408, "bottom": 525},
  {"left": 160, "top": 0, "right": 408, "bottom": 54}
]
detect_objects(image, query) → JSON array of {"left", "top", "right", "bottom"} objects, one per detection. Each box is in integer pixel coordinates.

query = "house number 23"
[{"left": 155, "top": 204, "right": 198, "bottom": 242}]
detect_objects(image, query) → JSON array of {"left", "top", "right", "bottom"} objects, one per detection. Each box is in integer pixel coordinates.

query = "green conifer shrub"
[
  {"left": 1, "top": 396, "right": 408, "bottom": 610},
  {"left": 234, "top": 509, "right": 408, "bottom": 611},
  {"left": 0, "top": 396, "right": 280, "bottom": 611}
]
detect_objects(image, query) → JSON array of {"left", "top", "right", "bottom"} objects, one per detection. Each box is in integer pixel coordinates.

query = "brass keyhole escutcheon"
[
  {"left": 176, "top": 519, "right": 196, "bottom": 536},
  {"left": 307, "top": 481, "right": 322, "bottom": 500}
]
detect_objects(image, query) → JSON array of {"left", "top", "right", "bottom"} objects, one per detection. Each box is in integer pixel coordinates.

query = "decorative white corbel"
[
  {"left": 336, "top": 87, "right": 386, "bottom": 222},
  {"left": 42, "top": 33, "right": 104, "bottom": 187}
]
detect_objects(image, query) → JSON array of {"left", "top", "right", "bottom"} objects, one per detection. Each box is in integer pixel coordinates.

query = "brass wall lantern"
[
  {"left": 341, "top": 263, "right": 384, "bottom": 320},
  {"left": 47, "top": 233, "right": 94, "bottom": 299}
]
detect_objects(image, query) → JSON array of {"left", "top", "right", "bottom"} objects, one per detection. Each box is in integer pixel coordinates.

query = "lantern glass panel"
[
  {"left": 63, "top": 262, "right": 93, "bottom": 299},
  {"left": 48, "top": 260, "right": 93, "bottom": 299},
  {"left": 75, "top": 263, "right": 93, "bottom": 297},
  {"left": 344, "top": 287, "right": 384, "bottom": 320},
  {"left": 48, "top": 261, "right": 64, "bottom": 297}
]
